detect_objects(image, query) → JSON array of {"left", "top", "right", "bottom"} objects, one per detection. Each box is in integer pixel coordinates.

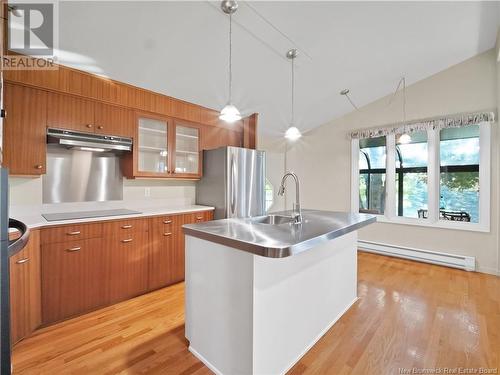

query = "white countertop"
[{"left": 9, "top": 200, "right": 214, "bottom": 229}]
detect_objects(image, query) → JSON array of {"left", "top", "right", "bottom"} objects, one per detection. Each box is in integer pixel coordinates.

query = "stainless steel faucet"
[{"left": 278, "top": 172, "right": 302, "bottom": 224}]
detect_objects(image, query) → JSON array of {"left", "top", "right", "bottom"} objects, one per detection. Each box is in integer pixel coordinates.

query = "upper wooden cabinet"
[
  {"left": 202, "top": 126, "right": 242, "bottom": 150},
  {"left": 47, "top": 92, "right": 95, "bottom": 132},
  {"left": 133, "top": 114, "right": 171, "bottom": 177},
  {"left": 47, "top": 93, "right": 134, "bottom": 138},
  {"left": 124, "top": 115, "right": 203, "bottom": 179},
  {"left": 173, "top": 121, "right": 201, "bottom": 178},
  {"left": 94, "top": 103, "right": 134, "bottom": 138},
  {"left": 3, "top": 83, "right": 47, "bottom": 175}
]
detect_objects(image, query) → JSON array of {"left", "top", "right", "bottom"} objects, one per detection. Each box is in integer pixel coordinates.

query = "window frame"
[{"left": 351, "top": 122, "right": 491, "bottom": 232}]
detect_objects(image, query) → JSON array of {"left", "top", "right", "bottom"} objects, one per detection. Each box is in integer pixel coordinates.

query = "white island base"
[{"left": 185, "top": 231, "right": 358, "bottom": 375}]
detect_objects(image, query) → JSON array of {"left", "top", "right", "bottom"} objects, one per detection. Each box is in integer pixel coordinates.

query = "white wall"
[
  {"left": 8, "top": 177, "right": 196, "bottom": 207},
  {"left": 259, "top": 137, "right": 288, "bottom": 213},
  {"left": 281, "top": 49, "right": 499, "bottom": 275}
]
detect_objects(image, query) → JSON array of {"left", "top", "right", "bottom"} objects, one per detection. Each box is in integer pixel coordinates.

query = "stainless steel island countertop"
[{"left": 183, "top": 209, "right": 376, "bottom": 258}]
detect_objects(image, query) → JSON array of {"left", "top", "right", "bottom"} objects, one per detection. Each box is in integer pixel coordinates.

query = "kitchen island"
[{"left": 183, "top": 210, "right": 375, "bottom": 375}]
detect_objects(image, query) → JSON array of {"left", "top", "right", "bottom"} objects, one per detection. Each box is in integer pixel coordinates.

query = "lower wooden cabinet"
[
  {"left": 104, "top": 230, "right": 149, "bottom": 304},
  {"left": 148, "top": 220, "right": 183, "bottom": 290},
  {"left": 37, "top": 210, "right": 212, "bottom": 326},
  {"left": 41, "top": 238, "right": 106, "bottom": 324},
  {"left": 10, "top": 230, "right": 41, "bottom": 344}
]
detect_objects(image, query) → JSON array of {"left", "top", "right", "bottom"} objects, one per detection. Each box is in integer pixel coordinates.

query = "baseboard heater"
[{"left": 358, "top": 240, "right": 476, "bottom": 271}]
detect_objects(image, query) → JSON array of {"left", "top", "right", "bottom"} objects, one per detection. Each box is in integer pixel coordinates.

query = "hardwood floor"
[{"left": 13, "top": 252, "right": 500, "bottom": 374}]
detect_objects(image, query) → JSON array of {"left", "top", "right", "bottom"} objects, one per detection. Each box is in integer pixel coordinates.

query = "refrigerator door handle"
[
  {"left": 8, "top": 218, "right": 30, "bottom": 257},
  {"left": 230, "top": 153, "right": 236, "bottom": 217}
]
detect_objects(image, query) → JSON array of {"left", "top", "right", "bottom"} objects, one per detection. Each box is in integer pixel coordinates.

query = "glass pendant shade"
[
  {"left": 219, "top": 103, "right": 242, "bottom": 123},
  {"left": 398, "top": 133, "right": 411, "bottom": 144},
  {"left": 285, "top": 126, "right": 302, "bottom": 141}
]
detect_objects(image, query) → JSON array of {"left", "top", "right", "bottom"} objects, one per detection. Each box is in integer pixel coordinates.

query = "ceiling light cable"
[
  {"left": 340, "top": 89, "right": 358, "bottom": 110},
  {"left": 243, "top": 2, "right": 313, "bottom": 61}
]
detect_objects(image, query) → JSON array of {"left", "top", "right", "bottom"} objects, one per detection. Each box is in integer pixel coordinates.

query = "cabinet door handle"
[
  {"left": 67, "top": 231, "right": 81, "bottom": 236},
  {"left": 16, "top": 258, "right": 29, "bottom": 264},
  {"left": 66, "top": 247, "right": 81, "bottom": 252},
  {"left": 121, "top": 225, "right": 133, "bottom": 229},
  {"left": 97, "top": 126, "right": 103, "bottom": 130},
  {"left": 163, "top": 220, "right": 172, "bottom": 224},
  {"left": 35, "top": 164, "right": 43, "bottom": 170},
  {"left": 163, "top": 232, "right": 172, "bottom": 236},
  {"left": 196, "top": 216, "right": 203, "bottom": 220},
  {"left": 86, "top": 124, "right": 93, "bottom": 129},
  {"left": 121, "top": 238, "right": 133, "bottom": 243}
]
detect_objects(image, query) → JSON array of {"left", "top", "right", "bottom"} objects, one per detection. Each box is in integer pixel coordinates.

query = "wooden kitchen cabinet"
[
  {"left": 2, "top": 83, "right": 47, "bottom": 175},
  {"left": 127, "top": 114, "right": 171, "bottom": 177},
  {"left": 172, "top": 121, "right": 202, "bottom": 178},
  {"left": 10, "top": 230, "right": 41, "bottom": 344},
  {"left": 148, "top": 215, "right": 183, "bottom": 290},
  {"left": 41, "top": 222, "right": 103, "bottom": 245},
  {"left": 94, "top": 102, "right": 135, "bottom": 138},
  {"left": 104, "top": 229, "right": 149, "bottom": 304},
  {"left": 46, "top": 92, "right": 95, "bottom": 132},
  {"left": 38, "top": 211, "right": 212, "bottom": 325},
  {"left": 41, "top": 238, "right": 106, "bottom": 324},
  {"left": 202, "top": 125, "right": 242, "bottom": 150}
]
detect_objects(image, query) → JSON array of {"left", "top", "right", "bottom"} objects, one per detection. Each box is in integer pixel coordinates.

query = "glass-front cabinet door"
[
  {"left": 174, "top": 122, "right": 201, "bottom": 177},
  {"left": 137, "top": 116, "right": 169, "bottom": 175}
]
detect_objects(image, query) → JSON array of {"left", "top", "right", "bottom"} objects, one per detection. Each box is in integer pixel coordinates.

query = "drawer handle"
[
  {"left": 86, "top": 124, "right": 93, "bottom": 128},
  {"left": 196, "top": 216, "right": 203, "bottom": 220},
  {"left": 66, "top": 247, "right": 81, "bottom": 252},
  {"left": 121, "top": 225, "right": 133, "bottom": 229},
  {"left": 163, "top": 232, "right": 172, "bottom": 236},
  {"left": 16, "top": 258, "right": 29, "bottom": 264},
  {"left": 35, "top": 164, "right": 43, "bottom": 170},
  {"left": 163, "top": 220, "right": 172, "bottom": 224},
  {"left": 67, "top": 231, "right": 81, "bottom": 236},
  {"left": 122, "top": 238, "right": 133, "bottom": 243},
  {"left": 97, "top": 126, "right": 103, "bottom": 130}
]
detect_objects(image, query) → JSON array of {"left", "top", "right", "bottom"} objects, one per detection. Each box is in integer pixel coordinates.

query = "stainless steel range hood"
[{"left": 47, "top": 128, "right": 133, "bottom": 152}]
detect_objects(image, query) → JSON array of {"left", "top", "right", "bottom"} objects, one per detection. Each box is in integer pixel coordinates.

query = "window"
[
  {"left": 395, "top": 131, "right": 428, "bottom": 218},
  {"left": 351, "top": 120, "right": 490, "bottom": 232},
  {"left": 359, "top": 136, "right": 386, "bottom": 214},
  {"left": 265, "top": 179, "right": 274, "bottom": 212},
  {"left": 440, "top": 126, "right": 480, "bottom": 223}
]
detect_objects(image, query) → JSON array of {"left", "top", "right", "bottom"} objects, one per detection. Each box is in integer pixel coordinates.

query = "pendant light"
[
  {"left": 219, "top": 0, "right": 242, "bottom": 123},
  {"left": 285, "top": 48, "right": 302, "bottom": 141}
]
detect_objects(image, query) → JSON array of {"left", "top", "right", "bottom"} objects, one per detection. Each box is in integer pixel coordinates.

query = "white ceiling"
[{"left": 57, "top": 1, "right": 500, "bottom": 138}]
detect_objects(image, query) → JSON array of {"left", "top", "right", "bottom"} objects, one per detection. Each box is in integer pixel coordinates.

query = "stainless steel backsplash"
[{"left": 43, "top": 144, "right": 123, "bottom": 203}]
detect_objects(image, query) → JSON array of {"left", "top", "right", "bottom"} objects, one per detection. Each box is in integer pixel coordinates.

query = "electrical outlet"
[{"left": 145, "top": 187, "right": 151, "bottom": 197}]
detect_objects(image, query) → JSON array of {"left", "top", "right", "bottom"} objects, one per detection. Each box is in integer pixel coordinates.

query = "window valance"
[{"left": 349, "top": 110, "right": 495, "bottom": 139}]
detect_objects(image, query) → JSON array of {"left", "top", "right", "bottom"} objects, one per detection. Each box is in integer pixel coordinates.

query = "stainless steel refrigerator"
[{"left": 196, "top": 147, "right": 265, "bottom": 219}]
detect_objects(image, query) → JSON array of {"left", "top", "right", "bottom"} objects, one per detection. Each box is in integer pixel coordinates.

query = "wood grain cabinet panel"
[
  {"left": 3, "top": 83, "right": 47, "bottom": 175},
  {"left": 46, "top": 92, "right": 95, "bottom": 132},
  {"left": 104, "top": 231, "right": 149, "bottom": 305},
  {"left": 154, "top": 214, "right": 183, "bottom": 228},
  {"left": 10, "top": 230, "right": 41, "bottom": 344},
  {"left": 41, "top": 238, "right": 106, "bottom": 324},
  {"left": 201, "top": 126, "right": 242, "bottom": 150},
  {"left": 102, "top": 218, "right": 148, "bottom": 237},
  {"left": 148, "top": 226, "right": 180, "bottom": 290},
  {"left": 94, "top": 103, "right": 134, "bottom": 138},
  {"left": 41, "top": 223, "right": 103, "bottom": 245},
  {"left": 183, "top": 210, "right": 213, "bottom": 225}
]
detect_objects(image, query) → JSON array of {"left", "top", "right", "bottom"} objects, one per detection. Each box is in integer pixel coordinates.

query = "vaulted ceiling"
[{"left": 57, "top": 1, "right": 500, "bottom": 138}]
